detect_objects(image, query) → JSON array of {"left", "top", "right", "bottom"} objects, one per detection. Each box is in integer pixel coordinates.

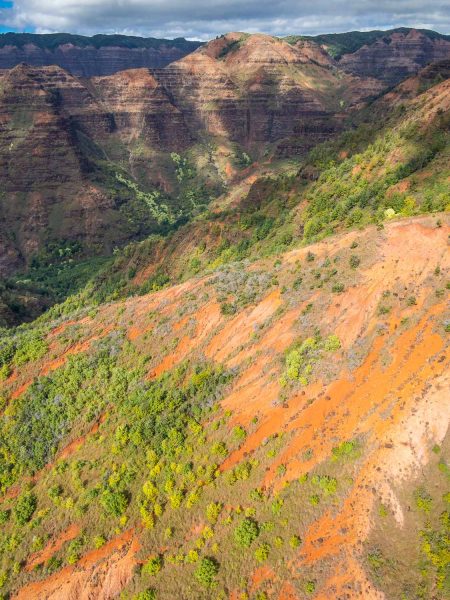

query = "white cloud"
[{"left": 1, "top": 0, "right": 449, "bottom": 39}]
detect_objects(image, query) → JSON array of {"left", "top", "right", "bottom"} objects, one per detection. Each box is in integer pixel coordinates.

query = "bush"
[
  {"left": 324, "top": 334, "right": 341, "bottom": 352},
  {"left": 14, "top": 491, "right": 37, "bottom": 525},
  {"left": 93, "top": 535, "right": 106, "bottom": 549},
  {"left": 194, "top": 557, "right": 219, "bottom": 587},
  {"left": 133, "top": 590, "right": 156, "bottom": 600},
  {"left": 414, "top": 488, "right": 433, "bottom": 514},
  {"left": 234, "top": 517, "right": 260, "bottom": 548},
  {"left": 220, "top": 302, "right": 237, "bottom": 316},
  {"left": 349, "top": 255, "right": 360, "bottom": 269},
  {"left": 254, "top": 543, "right": 270, "bottom": 563},
  {"left": 13, "top": 333, "right": 48, "bottom": 366},
  {"left": 232, "top": 425, "right": 247, "bottom": 442},
  {"left": 142, "top": 555, "right": 163, "bottom": 576},
  {"left": 305, "top": 581, "right": 316, "bottom": 594},
  {"left": 332, "top": 439, "right": 359, "bottom": 461},
  {"left": 206, "top": 502, "right": 222, "bottom": 523},
  {"left": 332, "top": 283, "right": 345, "bottom": 293},
  {"left": 100, "top": 488, "right": 128, "bottom": 517},
  {"left": 66, "top": 537, "right": 84, "bottom": 564}
]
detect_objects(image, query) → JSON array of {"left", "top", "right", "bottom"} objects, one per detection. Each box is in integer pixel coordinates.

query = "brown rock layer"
[
  {"left": 0, "top": 40, "right": 202, "bottom": 76},
  {"left": 339, "top": 29, "right": 450, "bottom": 85}
]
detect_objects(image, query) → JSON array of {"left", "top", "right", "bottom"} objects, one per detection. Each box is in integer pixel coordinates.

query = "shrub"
[
  {"left": 100, "top": 488, "right": 128, "bottom": 517},
  {"left": 332, "top": 283, "right": 345, "bottom": 293},
  {"left": 206, "top": 502, "right": 222, "bottom": 524},
  {"left": 250, "top": 488, "right": 264, "bottom": 502},
  {"left": 289, "top": 535, "right": 302, "bottom": 548},
  {"left": 133, "top": 590, "right": 156, "bottom": 600},
  {"left": 305, "top": 581, "right": 316, "bottom": 594},
  {"left": 312, "top": 474, "right": 337, "bottom": 495},
  {"left": 349, "top": 255, "right": 360, "bottom": 269},
  {"left": 142, "top": 555, "right": 163, "bottom": 576},
  {"left": 276, "top": 464, "right": 287, "bottom": 477},
  {"left": 220, "top": 302, "right": 237, "bottom": 316},
  {"left": 324, "top": 334, "right": 341, "bottom": 352},
  {"left": 377, "top": 304, "right": 391, "bottom": 315},
  {"left": 14, "top": 491, "right": 37, "bottom": 526},
  {"left": 271, "top": 498, "right": 284, "bottom": 515},
  {"left": 93, "top": 535, "right": 106, "bottom": 549},
  {"left": 45, "top": 555, "right": 63, "bottom": 573},
  {"left": 254, "top": 543, "right": 270, "bottom": 563},
  {"left": 232, "top": 425, "right": 247, "bottom": 442},
  {"left": 234, "top": 461, "right": 252, "bottom": 480},
  {"left": 415, "top": 488, "right": 433, "bottom": 514},
  {"left": 332, "top": 439, "right": 359, "bottom": 461},
  {"left": 234, "top": 517, "right": 260, "bottom": 548},
  {"left": 194, "top": 557, "right": 219, "bottom": 587},
  {"left": 66, "top": 537, "right": 84, "bottom": 564},
  {"left": 48, "top": 484, "right": 63, "bottom": 503},
  {"left": 211, "top": 441, "right": 228, "bottom": 457},
  {"left": 13, "top": 333, "right": 48, "bottom": 366}
]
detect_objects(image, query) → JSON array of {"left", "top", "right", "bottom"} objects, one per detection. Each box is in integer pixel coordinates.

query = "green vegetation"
[
  {"left": 281, "top": 332, "right": 341, "bottom": 386},
  {"left": 0, "top": 32, "right": 203, "bottom": 51},
  {"left": 194, "top": 556, "right": 219, "bottom": 587},
  {"left": 234, "top": 517, "right": 260, "bottom": 548}
]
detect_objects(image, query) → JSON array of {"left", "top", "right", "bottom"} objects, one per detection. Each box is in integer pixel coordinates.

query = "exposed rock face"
[
  {"left": 88, "top": 68, "right": 191, "bottom": 151},
  {"left": 339, "top": 29, "right": 450, "bottom": 85},
  {"left": 0, "top": 33, "right": 395, "bottom": 278},
  {"left": 154, "top": 33, "right": 383, "bottom": 151},
  {"left": 0, "top": 36, "right": 203, "bottom": 76},
  {"left": 1, "top": 30, "right": 446, "bottom": 280},
  {"left": 0, "top": 64, "right": 135, "bottom": 275}
]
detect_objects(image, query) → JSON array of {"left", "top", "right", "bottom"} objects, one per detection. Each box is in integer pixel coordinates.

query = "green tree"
[
  {"left": 14, "top": 491, "right": 37, "bottom": 525},
  {"left": 194, "top": 557, "right": 219, "bottom": 587},
  {"left": 234, "top": 517, "right": 260, "bottom": 548}
]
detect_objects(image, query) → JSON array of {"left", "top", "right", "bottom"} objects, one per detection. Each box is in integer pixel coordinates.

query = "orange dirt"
[
  {"left": 58, "top": 413, "right": 106, "bottom": 460},
  {"left": 10, "top": 326, "right": 114, "bottom": 400},
  {"left": 8, "top": 216, "right": 449, "bottom": 599},
  {"left": 25, "top": 523, "right": 81, "bottom": 572},
  {"left": 14, "top": 530, "right": 139, "bottom": 600}
]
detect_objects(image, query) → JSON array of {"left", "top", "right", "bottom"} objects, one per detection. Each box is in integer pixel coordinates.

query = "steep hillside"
[
  {"left": 62, "top": 65, "right": 448, "bottom": 308},
  {"left": 289, "top": 28, "right": 450, "bottom": 85},
  {"left": 0, "top": 32, "right": 386, "bottom": 299},
  {"left": 154, "top": 33, "right": 383, "bottom": 153},
  {"left": 0, "top": 214, "right": 448, "bottom": 600},
  {"left": 338, "top": 29, "right": 450, "bottom": 85},
  {"left": 1, "top": 29, "right": 447, "bottom": 297},
  {"left": 1, "top": 54, "right": 447, "bottom": 327},
  {"left": 0, "top": 33, "right": 203, "bottom": 75},
  {"left": 0, "top": 54, "right": 448, "bottom": 598}
]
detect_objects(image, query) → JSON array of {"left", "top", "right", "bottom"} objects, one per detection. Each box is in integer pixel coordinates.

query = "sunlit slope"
[{"left": 0, "top": 214, "right": 448, "bottom": 599}]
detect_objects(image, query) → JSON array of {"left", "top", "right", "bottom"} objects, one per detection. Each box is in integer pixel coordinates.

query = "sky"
[{"left": 0, "top": 0, "right": 449, "bottom": 40}]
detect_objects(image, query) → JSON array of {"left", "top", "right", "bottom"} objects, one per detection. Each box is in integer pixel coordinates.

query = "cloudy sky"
[{"left": 0, "top": 0, "right": 449, "bottom": 39}]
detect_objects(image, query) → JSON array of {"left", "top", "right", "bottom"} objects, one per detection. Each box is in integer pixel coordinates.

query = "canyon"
[{"left": 0, "top": 25, "right": 448, "bottom": 600}]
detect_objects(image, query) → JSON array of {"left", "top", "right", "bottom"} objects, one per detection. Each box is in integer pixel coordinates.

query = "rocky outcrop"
[
  {"left": 0, "top": 34, "right": 202, "bottom": 76},
  {"left": 339, "top": 29, "right": 450, "bottom": 85}
]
